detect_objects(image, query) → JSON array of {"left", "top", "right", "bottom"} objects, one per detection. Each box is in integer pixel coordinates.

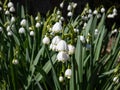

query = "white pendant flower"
[
  {"left": 5, "top": 10, "right": 10, "bottom": 15},
  {"left": 67, "top": 11, "right": 73, "bottom": 17},
  {"left": 80, "top": 35, "right": 85, "bottom": 43},
  {"left": 11, "top": 16, "right": 15, "bottom": 23},
  {"left": 94, "top": 29, "right": 99, "bottom": 36},
  {"left": 42, "top": 35, "right": 50, "bottom": 45},
  {"left": 93, "top": 10, "right": 98, "bottom": 15},
  {"left": 113, "top": 76, "right": 119, "bottom": 83},
  {"left": 7, "top": 26, "right": 11, "bottom": 31},
  {"left": 52, "top": 22, "right": 62, "bottom": 33},
  {"left": 19, "top": 27, "right": 25, "bottom": 34},
  {"left": 60, "top": 2, "right": 64, "bottom": 8},
  {"left": 7, "top": 31, "right": 13, "bottom": 36},
  {"left": 20, "top": 19, "right": 27, "bottom": 27},
  {"left": 107, "top": 14, "right": 114, "bottom": 18},
  {"left": 67, "top": 5, "right": 72, "bottom": 11},
  {"left": 35, "top": 22, "right": 41, "bottom": 28},
  {"left": 101, "top": 8, "right": 105, "bottom": 13},
  {"left": 57, "top": 51, "right": 69, "bottom": 63},
  {"left": 9, "top": 7, "right": 15, "bottom": 12},
  {"left": 65, "top": 68, "right": 72, "bottom": 79},
  {"left": 56, "top": 40, "right": 68, "bottom": 52},
  {"left": 30, "top": 31, "right": 34, "bottom": 36},
  {"left": 8, "top": 2, "right": 14, "bottom": 8},
  {"left": 12, "top": 59, "right": 19, "bottom": 65},
  {"left": 0, "top": 27, "right": 3, "bottom": 32},
  {"left": 59, "top": 76, "right": 64, "bottom": 82},
  {"left": 68, "top": 44, "right": 75, "bottom": 55},
  {"left": 52, "top": 36, "right": 61, "bottom": 45}
]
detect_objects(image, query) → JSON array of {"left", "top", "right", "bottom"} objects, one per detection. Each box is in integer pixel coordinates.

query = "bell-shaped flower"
[
  {"left": 101, "top": 8, "right": 105, "bottom": 13},
  {"left": 65, "top": 68, "right": 72, "bottom": 79},
  {"left": 9, "top": 7, "right": 15, "bottom": 12},
  {"left": 59, "top": 76, "right": 64, "bottom": 82},
  {"left": 30, "top": 31, "right": 34, "bottom": 36},
  {"left": 57, "top": 51, "right": 69, "bottom": 63},
  {"left": 8, "top": 2, "right": 14, "bottom": 8},
  {"left": 19, "top": 27, "right": 25, "bottom": 34},
  {"left": 56, "top": 40, "right": 68, "bottom": 52},
  {"left": 42, "top": 35, "right": 50, "bottom": 45},
  {"left": 80, "top": 35, "right": 85, "bottom": 43},
  {"left": 68, "top": 44, "right": 75, "bottom": 55},
  {"left": 0, "top": 27, "right": 3, "bottom": 32},
  {"left": 52, "top": 22, "right": 62, "bottom": 33},
  {"left": 20, "top": 19, "right": 27, "bottom": 27}
]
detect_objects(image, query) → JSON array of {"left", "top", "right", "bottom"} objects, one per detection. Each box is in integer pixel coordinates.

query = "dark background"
[{"left": 11, "top": 0, "right": 120, "bottom": 28}]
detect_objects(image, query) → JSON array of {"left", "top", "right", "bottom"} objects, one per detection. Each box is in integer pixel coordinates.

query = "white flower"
[
  {"left": 35, "top": 22, "right": 41, "bottom": 28},
  {"left": 67, "top": 5, "right": 72, "bottom": 11},
  {"left": 7, "top": 31, "right": 12, "bottom": 36},
  {"left": 50, "top": 44, "right": 57, "bottom": 51},
  {"left": 0, "top": 7, "right": 2, "bottom": 11},
  {"left": 101, "top": 8, "right": 105, "bottom": 13},
  {"left": 59, "top": 76, "right": 64, "bottom": 82},
  {"left": 30, "top": 31, "right": 34, "bottom": 36},
  {"left": 56, "top": 40, "right": 68, "bottom": 52},
  {"left": 52, "top": 36, "right": 61, "bottom": 45},
  {"left": 88, "top": 9, "right": 92, "bottom": 13},
  {"left": 113, "top": 12, "right": 117, "bottom": 16},
  {"left": 88, "top": 14, "right": 93, "bottom": 18},
  {"left": 9, "top": 7, "right": 15, "bottom": 12},
  {"left": 97, "top": 14, "right": 101, "bottom": 19},
  {"left": 5, "top": 10, "right": 10, "bottom": 15},
  {"left": 94, "top": 29, "right": 99, "bottom": 36},
  {"left": 80, "top": 35, "right": 85, "bottom": 43},
  {"left": 113, "top": 8, "right": 117, "bottom": 13},
  {"left": 60, "top": 2, "right": 64, "bottom": 8},
  {"left": 93, "top": 10, "right": 98, "bottom": 15},
  {"left": 11, "top": 16, "right": 15, "bottom": 23},
  {"left": 113, "top": 76, "right": 119, "bottom": 83},
  {"left": 20, "top": 19, "right": 27, "bottom": 27},
  {"left": 67, "top": 11, "right": 73, "bottom": 17},
  {"left": 35, "top": 16, "right": 39, "bottom": 21},
  {"left": 19, "top": 27, "right": 25, "bottom": 34},
  {"left": 57, "top": 10, "right": 61, "bottom": 15},
  {"left": 42, "top": 35, "right": 50, "bottom": 45},
  {"left": 57, "top": 51, "right": 69, "bottom": 63},
  {"left": 65, "top": 68, "right": 72, "bottom": 79},
  {"left": 72, "top": 2, "right": 77, "bottom": 8},
  {"left": 52, "top": 22, "right": 62, "bottom": 33},
  {"left": 7, "top": 26, "right": 11, "bottom": 31},
  {"left": 12, "top": 59, "right": 19, "bottom": 65},
  {"left": 8, "top": 2, "right": 14, "bottom": 8},
  {"left": 107, "top": 14, "right": 114, "bottom": 18},
  {"left": 68, "top": 44, "right": 75, "bottom": 55},
  {"left": 0, "top": 27, "right": 3, "bottom": 32},
  {"left": 111, "top": 29, "right": 117, "bottom": 34},
  {"left": 60, "top": 16, "right": 64, "bottom": 21}
]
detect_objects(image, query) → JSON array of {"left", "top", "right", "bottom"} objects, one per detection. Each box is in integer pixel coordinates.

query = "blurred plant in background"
[{"left": 0, "top": 0, "right": 120, "bottom": 90}]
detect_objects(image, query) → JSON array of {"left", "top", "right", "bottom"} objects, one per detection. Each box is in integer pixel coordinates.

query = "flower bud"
[
  {"left": 7, "top": 26, "right": 11, "bottom": 31},
  {"left": 52, "top": 22, "right": 62, "bottom": 33},
  {"left": 19, "top": 27, "right": 25, "bottom": 34},
  {"left": 94, "top": 29, "right": 99, "bottom": 36},
  {"left": 65, "top": 68, "right": 72, "bottom": 79},
  {"left": 42, "top": 35, "right": 50, "bottom": 45},
  {"left": 12, "top": 59, "right": 19, "bottom": 65},
  {"left": 56, "top": 40, "right": 68, "bottom": 52},
  {"left": 0, "top": 7, "right": 2, "bottom": 11},
  {"left": 57, "top": 51, "right": 69, "bottom": 63},
  {"left": 74, "top": 28, "right": 79, "bottom": 33},
  {"left": 72, "top": 3, "right": 77, "bottom": 8},
  {"left": 59, "top": 76, "right": 64, "bottom": 82}
]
